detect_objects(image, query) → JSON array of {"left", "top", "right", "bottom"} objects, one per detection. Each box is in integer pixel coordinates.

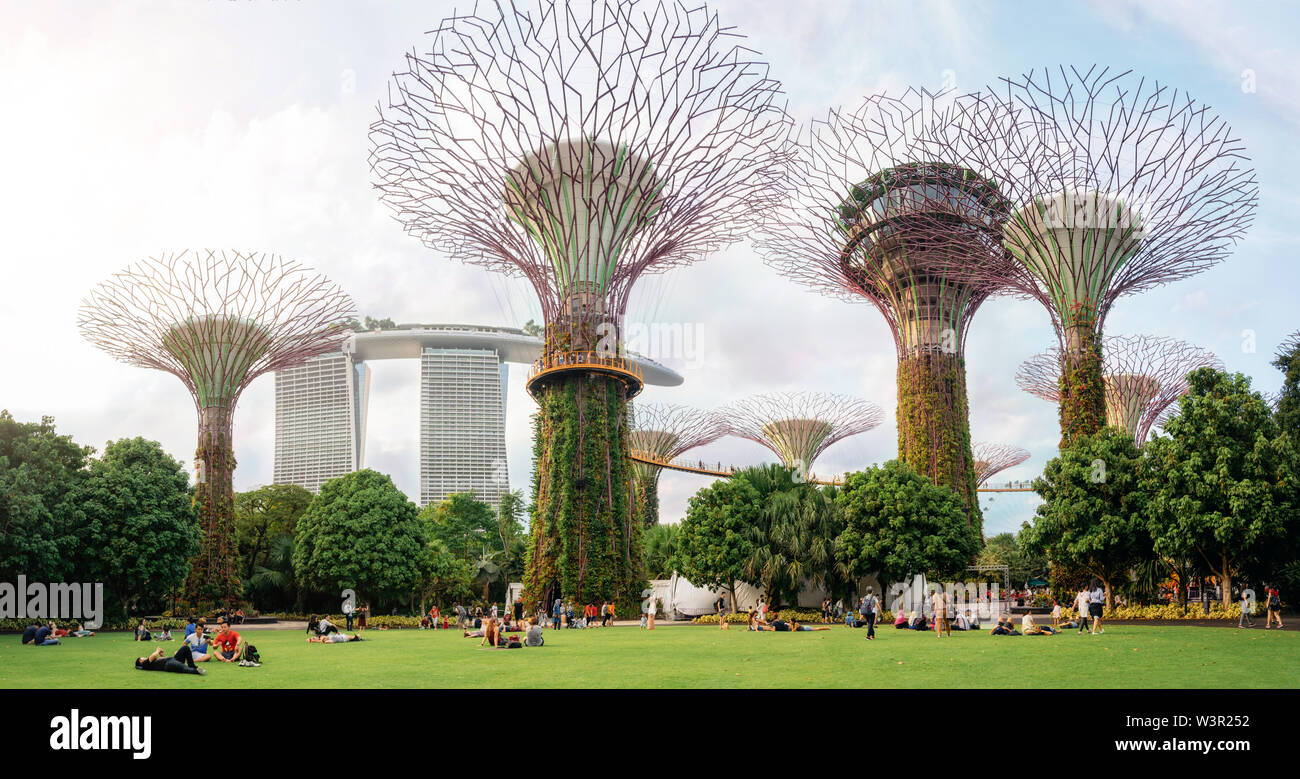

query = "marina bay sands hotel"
[{"left": 272, "top": 324, "right": 681, "bottom": 509}]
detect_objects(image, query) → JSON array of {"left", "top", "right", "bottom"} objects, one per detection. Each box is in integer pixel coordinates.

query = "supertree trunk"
[
  {"left": 184, "top": 404, "right": 241, "bottom": 607},
  {"left": 895, "top": 352, "right": 980, "bottom": 527},
  {"left": 633, "top": 468, "right": 661, "bottom": 529},
  {"left": 1058, "top": 313, "right": 1106, "bottom": 447},
  {"left": 525, "top": 374, "right": 640, "bottom": 610}
]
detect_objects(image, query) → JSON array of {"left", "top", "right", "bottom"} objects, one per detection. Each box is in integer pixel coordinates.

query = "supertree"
[
  {"left": 628, "top": 403, "right": 728, "bottom": 527},
  {"left": 1016, "top": 334, "right": 1223, "bottom": 445},
  {"left": 970, "top": 442, "right": 1031, "bottom": 488},
  {"left": 918, "top": 66, "right": 1257, "bottom": 446},
  {"left": 78, "top": 250, "right": 356, "bottom": 607},
  {"left": 1273, "top": 331, "right": 1300, "bottom": 432},
  {"left": 722, "top": 391, "right": 882, "bottom": 478},
  {"left": 755, "top": 89, "right": 1010, "bottom": 523},
  {"left": 368, "top": 0, "right": 790, "bottom": 608}
]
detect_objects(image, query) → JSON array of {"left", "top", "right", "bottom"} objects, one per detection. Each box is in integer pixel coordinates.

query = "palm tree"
[
  {"left": 471, "top": 549, "right": 504, "bottom": 603},
  {"left": 739, "top": 465, "right": 844, "bottom": 607},
  {"left": 246, "top": 535, "right": 299, "bottom": 612},
  {"left": 644, "top": 523, "right": 680, "bottom": 579}
]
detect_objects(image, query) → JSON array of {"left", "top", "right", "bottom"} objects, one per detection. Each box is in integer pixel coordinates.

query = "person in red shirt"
[{"left": 212, "top": 622, "right": 242, "bottom": 663}]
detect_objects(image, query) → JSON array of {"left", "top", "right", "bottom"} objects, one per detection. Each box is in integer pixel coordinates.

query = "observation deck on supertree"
[
  {"left": 367, "top": 0, "right": 790, "bottom": 608},
  {"left": 721, "top": 391, "right": 882, "bottom": 478},
  {"left": 1016, "top": 334, "right": 1223, "bottom": 445},
  {"left": 756, "top": 89, "right": 1010, "bottom": 524},
  {"left": 78, "top": 250, "right": 356, "bottom": 607},
  {"left": 918, "top": 66, "right": 1257, "bottom": 446},
  {"left": 628, "top": 403, "right": 728, "bottom": 527}
]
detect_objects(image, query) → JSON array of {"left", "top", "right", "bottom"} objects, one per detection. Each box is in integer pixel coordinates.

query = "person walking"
[
  {"left": 645, "top": 596, "right": 657, "bottom": 630},
  {"left": 1088, "top": 580, "right": 1106, "bottom": 635},
  {"left": 1266, "top": 587, "right": 1284, "bottom": 629},
  {"left": 860, "top": 587, "right": 880, "bottom": 641},
  {"left": 1238, "top": 590, "right": 1255, "bottom": 628},
  {"left": 716, "top": 593, "right": 729, "bottom": 630},
  {"left": 1074, "top": 587, "right": 1091, "bottom": 634}
]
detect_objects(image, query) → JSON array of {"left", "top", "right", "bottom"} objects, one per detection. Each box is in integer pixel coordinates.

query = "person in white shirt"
[
  {"left": 1050, "top": 600, "right": 1062, "bottom": 629},
  {"left": 1075, "top": 589, "right": 1091, "bottom": 634},
  {"left": 183, "top": 626, "right": 211, "bottom": 662},
  {"left": 646, "top": 596, "right": 657, "bottom": 630}
]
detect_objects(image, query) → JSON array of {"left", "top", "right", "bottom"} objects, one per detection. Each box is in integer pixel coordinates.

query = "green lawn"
[{"left": 3, "top": 623, "right": 1297, "bottom": 689}]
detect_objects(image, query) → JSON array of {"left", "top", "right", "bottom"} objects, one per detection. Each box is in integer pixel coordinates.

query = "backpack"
[
  {"left": 241, "top": 643, "right": 260, "bottom": 664},
  {"left": 506, "top": 635, "right": 522, "bottom": 649},
  {"left": 1268, "top": 593, "right": 1281, "bottom": 609}
]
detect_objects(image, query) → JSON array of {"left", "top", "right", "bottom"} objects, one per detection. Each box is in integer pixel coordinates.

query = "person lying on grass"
[
  {"left": 308, "top": 633, "right": 364, "bottom": 643},
  {"left": 989, "top": 616, "right": 1020, "bottom": 636},
  {"left": 1020, "top": 612, "right": 1057, "bottom": 636},
  {"left": 788, "top": 619, "right": 831, "bottom": 632},
  {"left": 136, "top": 644, "right": 205, "bottom": 675}
]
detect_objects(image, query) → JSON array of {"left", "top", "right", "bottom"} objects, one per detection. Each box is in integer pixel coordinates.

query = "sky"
[{"left": 1, "top": 0, "right": 1296, "bottom": 536}]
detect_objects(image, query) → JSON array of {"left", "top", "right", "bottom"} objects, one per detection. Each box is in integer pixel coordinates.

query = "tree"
[
  {"left": 834, "top": 460, "right": 979, "bottom": 589},
  {"left": 744, "top": 466, "right": 845, "bottom": 606},
  {"left": 76, "top": 437, "right": 200, "bottom": 616},
  {"left": 521, "top": 319, "right": 543, "bottom": 338},
  {"left": 675, "top": 473, "right": 763, "bottom": 610},
  {"left": 246, "top": 535, "right": 300, "bottom": 612},
  {"left": 0, "top": 411, "right": 92, "bottom": 582},
  {"left": 292, "top": 469, "right": 427, "bottom": 608},
  {"left": 1142, "top": 368, "right": 1296, "bottom": 608},
  {"left": 1022, "top": 427, "right": 1151, "bottom": 606},
  {"left": 643, "top": 523, "right": 680, "bottom": 580},
  {"left": 419, "top": 492, "right": 498, "bottom": 561},
  {"left": 495, "top": 489, "right": 526, "bottom": 586},
  {"left": 417, "top": 541, "right": 475, "bottom": 613},
  {"left": 363, "top": 316, "right": 396, "bottom": 330},
  {"left": 1273, "top": 335, "right": 1300, "bottom": 441},
  {"left": 235, "top": 483, "right": 313, "bottom": 579}
]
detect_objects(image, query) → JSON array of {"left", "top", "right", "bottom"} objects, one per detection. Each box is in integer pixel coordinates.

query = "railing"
[
  {"left": 630, "top": 449, "right": 1031, "bottom": 492},
  {"left": 525, "top": 350, "right": 645, "bottom": 397},
  {"left": 627, "top": 450, "right": 843, "bottom": 486}
]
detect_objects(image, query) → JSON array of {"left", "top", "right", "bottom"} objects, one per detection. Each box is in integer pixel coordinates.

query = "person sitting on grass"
[
  {"left": 136, "top": 644, "right": 205, "bottom": 675},
  {"left": 894, "top": 609, "right": 909, "bottom": 629},
  {"left": 480, "top": 617, "right": 503, "bottom": 648},
  {"left": 953, "top": 610, "right": 972, "bottom": 631},
  {"left": 155, "top": 628, "right": 173, "bottom": 641},
  {"left": 135, "top": 619, "right": 151, "bottom": 642},
  {"left": 21, "top": 623, "right": 60, "bottom": 646},
  {"left": 990, "top": 616, "right": 1020, "bottom": 636},
  {"left": 183, "top": 624, "right": 212, "bottom": 662},
  {"left": 317, "top": 615, "right": 339, "bottom": 636},
  {"left": 908, "top": 611, "right": 928, "bottom": 631},
  {"left": 1021, "top": 612, "right": 1056, "bottom": 635},
  {"left": 524, "top": 618, "right": 544, "bottom": 647},
  {"left": 308, "top": 633, "right": 363, "bottom": 643},
  {"left": 211, "top": 622, "right": 242, "bottom": 663}
]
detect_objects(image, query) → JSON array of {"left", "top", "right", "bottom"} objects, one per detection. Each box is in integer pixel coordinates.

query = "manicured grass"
[{"left": 2, "top": 623, "right": 1297, "bottom": 689}]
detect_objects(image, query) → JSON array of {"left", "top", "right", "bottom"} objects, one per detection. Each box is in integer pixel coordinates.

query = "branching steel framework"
[
  {"left": 722, "top": 391, "right": 882, "bottom": 475},
  {"left": 919, "top": 66, "right": 1257, "bottom": 446},
  {"left": 971, "top": 442, "right": 1031, "bottom": 487},
  {"left": 755, "top": 89, "right": 1009, "bottom": 523},
  {"left": 78, "top": 250, "right": 356, "bottom": 606},
  {"left": 628, "top": 403, "right": 728, "bottom": 526},
  {"left": 1016, "top": 334, "right": 1222, "bottom": 445},
  {"left": 368, "top": 0, "right": 790, "bottom": 608}
]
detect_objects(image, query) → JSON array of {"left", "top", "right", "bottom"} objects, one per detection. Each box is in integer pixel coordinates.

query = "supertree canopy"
[
  {"left": 78, "top": 250, "right": 356, "bottom": 607},
  {"left": 1016, "top": 334, "right": 1223, "bottom": 445},
  {"left": 628, "top": 403, "right": 728, "bottom": 527},
  {"left": 920, "top": 66, "right": 1257, "bottom": 446},
  {"left": 756, "top": 89, "right": 1010, "bottom": 524},
  {"left": 368, "top": 0, "right": 790, "bottom": 609},
  {"left": 970, "top": 442, "right": 1031, "bottom": 487},
  {"left": 722, "top": 391, "right": 882, "bottom": 477}
]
